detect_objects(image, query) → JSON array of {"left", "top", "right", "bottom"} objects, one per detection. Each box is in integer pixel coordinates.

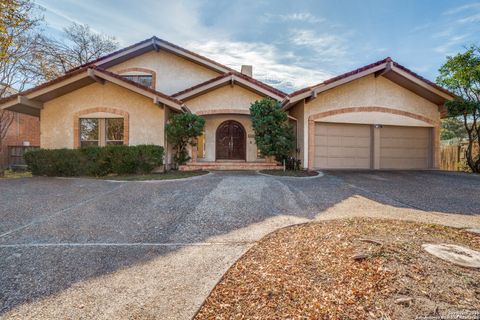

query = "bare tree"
[
  {"left": 0, "top": 0, "right": 42, "bottom": 173},
  {"left": 33, "top": 23, "right": 119, "bottom": 81}
]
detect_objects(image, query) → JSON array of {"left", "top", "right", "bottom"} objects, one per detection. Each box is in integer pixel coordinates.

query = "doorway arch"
[{"left": 215, "top": 120, "right": 246, "bottom": 160}]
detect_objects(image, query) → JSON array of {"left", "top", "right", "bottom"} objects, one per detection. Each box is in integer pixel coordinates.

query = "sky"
[{"left": 34, "top": 0, "right": 480, "bottom": 93}]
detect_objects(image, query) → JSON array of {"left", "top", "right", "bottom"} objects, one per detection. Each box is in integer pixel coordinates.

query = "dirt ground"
[{"left": 195, "top": 218, "right": 480, "bottom": 320}]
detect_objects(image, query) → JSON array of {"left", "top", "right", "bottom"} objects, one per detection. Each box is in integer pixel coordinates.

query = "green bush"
[{"left": 24, "top": 145, "right": 164, "bottom": 177}]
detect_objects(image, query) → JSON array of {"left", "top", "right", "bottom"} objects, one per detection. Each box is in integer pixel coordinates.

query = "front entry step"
[{"left": 179, "top": 162, "right": 283, "bottom": 171}]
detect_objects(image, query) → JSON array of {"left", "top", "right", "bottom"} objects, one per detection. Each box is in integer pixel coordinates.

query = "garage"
[
  {"left": 380, "top": 126, "right": 431, "bottom": 169},
  {"left": 313, "top": 122, "right": 432, "bottom": 170},
  {"left": 314, "top": 123, "right": 371, "bottom": 169}
]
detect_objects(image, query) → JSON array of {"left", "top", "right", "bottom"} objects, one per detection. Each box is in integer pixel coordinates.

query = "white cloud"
[
  {"left": 434, "top": 34, "right": 470, "bottom": 54},
  {"left": 188, "top": 40, "right": 333, "bottom": 92},
  {"left": 458, "top": 13, "right": 480, "bottom": 24},
  {"left": 288, "top": 29, "right": 349, "bottom": 63},
  {"left": 265, "top": 12, "right": 324, "bottom": 23},
  {"left": 444, "top": 3, "right": 480, "bottom": 15}
]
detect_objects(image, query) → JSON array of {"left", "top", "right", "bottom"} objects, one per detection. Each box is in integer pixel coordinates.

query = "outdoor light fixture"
[{"left": 374, "top": 124, "right": 383, "bottom": 129}]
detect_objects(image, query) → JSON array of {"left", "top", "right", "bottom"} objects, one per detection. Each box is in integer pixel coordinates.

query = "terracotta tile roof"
[
  {"left": 171, "top": 73, "right": 232, "bottom": 98},
  {"left": 391, "top": 60, "right": 453, "bottom": 96},
  {"left": 0, "top": 66, "right": 90, "bottom": 105},
  {"left": 0, "top": 66, "right": 183, "bottom": 107},
  {"left": 288, "top": 57, "right": 454, "bottom": 98},
  {"left": 68, "top": 36, "right": 235, "bottom": 73},
  {"left": 93, "top": 68, "right": 183, "bottom": 105},
  {"left": 172, "top": 71, "right": 287, "bottom": 99}
]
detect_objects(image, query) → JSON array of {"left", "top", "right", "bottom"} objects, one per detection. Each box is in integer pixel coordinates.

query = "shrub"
[
  {"left": 24, "top": 145, "right": 164, "bottom": 177},
  {"left": 250, "top": 98, "right": 295, "bottom": 162},
  {"left": 166, "top": 112, "right": 205, "bottom": 167}
]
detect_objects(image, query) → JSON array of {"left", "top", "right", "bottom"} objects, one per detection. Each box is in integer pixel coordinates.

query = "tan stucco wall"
[
  {"left": 186, "top": 84, "right": 264, "bottom": 114},
  {"left": 108, "top": 50, "right": 221, "bottom": 95},
  {"left": 303, "top": 75, "right": 442, "bottom": 169},
  {"left": 199, "top": 114, "right": 260, "bottom": 162},
  {"left": 288, "top": 100, "right": 305, "bottom": 165},
  {"left": 41, "top": 82, "right": 165, "bottom": 149},
  {"left": 305, "top": 75, "right": 440, "bottom": 122}
]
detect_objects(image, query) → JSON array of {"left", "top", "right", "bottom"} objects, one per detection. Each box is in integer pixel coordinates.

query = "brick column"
[{"left": 191, "top": 145, "right": 197, "bottom": 163}]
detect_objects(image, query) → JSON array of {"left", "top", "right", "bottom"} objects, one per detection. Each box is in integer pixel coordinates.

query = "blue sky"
[{"left": 35, "top": 0, "right": 480, "bottom": 93}]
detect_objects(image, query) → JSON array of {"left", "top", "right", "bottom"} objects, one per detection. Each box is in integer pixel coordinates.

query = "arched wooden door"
[{"left": 216, "top": 120, "right": 246, "bottom": 160}]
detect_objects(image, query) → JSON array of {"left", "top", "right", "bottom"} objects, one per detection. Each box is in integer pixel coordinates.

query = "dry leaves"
[{"left": 195, "top": 218, "right": 480, "bottom": 319}]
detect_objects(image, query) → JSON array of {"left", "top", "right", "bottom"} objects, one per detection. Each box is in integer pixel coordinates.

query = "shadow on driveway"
[{"left": 0, "top": 170, "right": 478, "bottom": 316}]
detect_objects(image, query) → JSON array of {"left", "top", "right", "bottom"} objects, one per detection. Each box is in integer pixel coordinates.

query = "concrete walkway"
[{"left": 1, "top": 171, "right": 479, "bottom": 319}]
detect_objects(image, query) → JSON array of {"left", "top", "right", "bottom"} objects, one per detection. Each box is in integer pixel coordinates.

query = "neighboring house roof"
[
  {"left": 0, "top": 67, "right": 184, "bottom": 116},
  {"left": 284, "top": 57, "right": 455, "bottom": 109},
  {"left": 68, "top": 36, "right": 234, "bottom": 74},
  {"left": 172, "top": 71, "right": 287, "bottom": 101}
]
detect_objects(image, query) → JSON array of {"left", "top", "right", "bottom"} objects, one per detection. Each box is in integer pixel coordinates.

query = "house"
[
  {"left": 0, "top": 36, "right": 454, "bottom": 170},
  {"left": 0, "top": 84, "right": 40, "bottom": 168}
]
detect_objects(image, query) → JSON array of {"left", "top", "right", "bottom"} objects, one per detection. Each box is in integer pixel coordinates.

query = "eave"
[
  {"left": 283, "top": 58, "right": 455, "bottom": 111},
  {"left": 172, "top": 72, "right": 286, "bottom": 101},
  {"left": 0, "top": 67, "right": 184, "bottom": 116}
]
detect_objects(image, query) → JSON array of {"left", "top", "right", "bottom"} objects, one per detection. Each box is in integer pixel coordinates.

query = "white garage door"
[
  {"left": 380, "top": 126, "right": 431, "bottom": 169},
  {"left": 314, "top": 123, "right": 371, "bottom": 169}
]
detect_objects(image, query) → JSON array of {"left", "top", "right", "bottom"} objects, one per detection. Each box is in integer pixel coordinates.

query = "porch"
[{"left": 179, "top": 161, "right": 283, "bottom": 171}]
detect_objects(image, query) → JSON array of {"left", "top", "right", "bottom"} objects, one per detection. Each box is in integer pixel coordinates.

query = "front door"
[{"left": 216, "top": 120, "right": 246, "bottom": 160}]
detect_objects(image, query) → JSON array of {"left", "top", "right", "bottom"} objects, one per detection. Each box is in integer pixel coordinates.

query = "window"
[
  {"left": 106, "top": 118, "right": 124, "bottom": 145},
  {"left": 80, "top": 118, "right": 99, "bottom": 147},
  {"left": 80, "top": 118, "right": 124, "bottom": 147},
  {"left": 121, "top": 75, "right": 153, "bottom": 88}
]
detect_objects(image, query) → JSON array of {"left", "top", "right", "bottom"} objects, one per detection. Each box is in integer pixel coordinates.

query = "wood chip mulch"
[{"left": 195, "top": 218, "right": 480, "bottom": 319}]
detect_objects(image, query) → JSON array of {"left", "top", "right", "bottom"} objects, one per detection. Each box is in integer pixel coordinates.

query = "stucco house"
[{"left": 0, "top": 36, "right": 454, "bottom": 170}]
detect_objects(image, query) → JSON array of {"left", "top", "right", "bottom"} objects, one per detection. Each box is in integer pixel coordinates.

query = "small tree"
[
  {"left": 250, "top": 98, "right": 295, "bottom": 162},
  {"left": 437, "top": 45, "right": 480, "bottom": 173},
  {"left": 166, "top": 112, "right": 205, "bottom": 167},
  {"left": 440, "top": 117, "right": 467, "bottom": 141}
]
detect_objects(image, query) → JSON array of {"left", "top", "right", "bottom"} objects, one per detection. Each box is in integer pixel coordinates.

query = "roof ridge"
[
  {"left": 67, "top": 36, "right": 235, "bottom": 74},
  {"left": 171, "top": 70, "right": 287, "bottom": 99},
  {"left": 288, "top": 57, "right": 452, "bottom": 98}
]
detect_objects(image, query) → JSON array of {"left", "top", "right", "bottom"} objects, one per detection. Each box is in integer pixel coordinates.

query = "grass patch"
[
  {"left": 1, "top": 169, "right": 32, "bottom": 179},
  {"left": 102, "top": 170, "right": 208, "bottom": 181},
  {"left": 260, "top": 169, "right": 318, "bottom": 177}
]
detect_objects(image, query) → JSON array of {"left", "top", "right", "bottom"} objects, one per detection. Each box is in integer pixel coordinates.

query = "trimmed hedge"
[{"left": 24, "top": 145, "right": 164, "bottom": 177}]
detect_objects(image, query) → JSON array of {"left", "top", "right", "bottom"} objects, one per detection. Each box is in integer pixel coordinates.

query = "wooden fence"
[{"left": 441, "top": 143, "right": 478, "bottom": 171}]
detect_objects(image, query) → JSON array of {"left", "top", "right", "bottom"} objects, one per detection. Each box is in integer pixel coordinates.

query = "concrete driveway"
[{"left": 1, "top": 170, "right": 479, "bottom": 319}]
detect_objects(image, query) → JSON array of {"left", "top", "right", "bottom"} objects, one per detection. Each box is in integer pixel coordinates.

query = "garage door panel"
[
  {"left": 380, "top": 158, "right": 427, "bottom": 169},
  {"left": 381, "top": 147, "right": 428, "bottom": 158},
  {"left": 380, "top": 126, "right": 431, "bottom": 169},
  {"left": 313, "top": 123, "right": 371, "bottom": 169}
]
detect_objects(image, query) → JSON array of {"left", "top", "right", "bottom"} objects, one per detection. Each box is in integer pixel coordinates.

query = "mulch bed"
[
  {"left": 195, "top": 218, "right": 480, "bottom": 319},
  {"left": 260, "top": 170, "right": 319, "bottom": 177}
]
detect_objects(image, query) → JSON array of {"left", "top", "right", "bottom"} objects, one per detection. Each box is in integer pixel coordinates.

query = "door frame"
[{"left": 215, "top": 120, "right": 247, "bottom": 161}]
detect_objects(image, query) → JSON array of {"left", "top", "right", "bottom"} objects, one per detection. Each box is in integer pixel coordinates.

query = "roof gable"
[
  {"left": 0, "top": 67, "right": 184, "bottom": 116},
  {"left": 68, "top": 36, "right": 234, "bottom": 74},
  {"left": 284, "top": 57, "right": 455, "bottom": 109},
  {"left": 172, "top": 71, "right": 287, "bottom": 101}
]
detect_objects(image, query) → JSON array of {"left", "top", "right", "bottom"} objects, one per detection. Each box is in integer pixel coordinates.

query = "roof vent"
[{"left": 241, "top": 65, "right": 253, "bottom": 77}]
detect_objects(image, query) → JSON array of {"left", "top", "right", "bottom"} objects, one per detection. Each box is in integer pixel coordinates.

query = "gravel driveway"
[{"left": 1, "top": 170, "right": 479, "bottom": 319}]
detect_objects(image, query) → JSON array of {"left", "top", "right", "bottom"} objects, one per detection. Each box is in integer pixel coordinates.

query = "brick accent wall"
[
  {"left": 307, "top": 106, "right": 440, "bottom": 169},
  {"left": 196, "top": 109, "right": 250, "bottom": 116},
  {"left": 73, "top": 107, "right": 129, "bottom": 148},
  {"left": 1, "top": 112, "right": 40, "bottom": 167}
]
